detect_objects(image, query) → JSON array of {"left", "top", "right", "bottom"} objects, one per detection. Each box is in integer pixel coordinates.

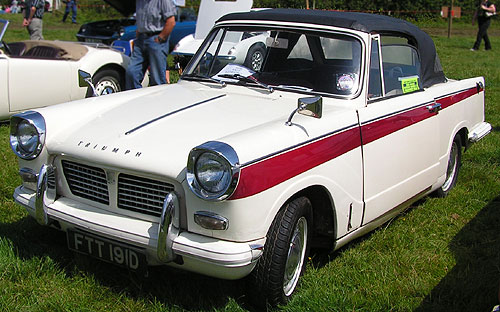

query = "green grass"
[{"left": 1, "top": 13, "right": 500, "bottom": 312}]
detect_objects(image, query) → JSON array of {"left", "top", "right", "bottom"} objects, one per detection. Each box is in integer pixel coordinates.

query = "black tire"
[
  {"left": 85, "top": 69, "right": 123, "bottom": 97},
  {"left": 435, "top": 135, "right": 462, "bottom": 197},
  {"left": 247, "top": 196, "right": 312, "bottom": 308},
  {"left": 244, "top": 44, "right": 266, "bottom": 72}
]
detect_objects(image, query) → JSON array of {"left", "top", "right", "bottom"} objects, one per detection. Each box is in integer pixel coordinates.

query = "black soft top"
[{"left": 218, "top": 9, "right": 446, "bottom": 88}]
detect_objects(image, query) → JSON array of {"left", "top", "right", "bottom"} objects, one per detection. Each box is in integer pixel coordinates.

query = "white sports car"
[
  {"left": 10, "top": 9, "right": 491, "bottom": 308},
  {"left": 0, "top": 19, "right": 131, "bottom": 120}
]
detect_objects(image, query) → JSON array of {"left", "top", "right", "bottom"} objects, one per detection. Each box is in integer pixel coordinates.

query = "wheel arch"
[
  {"left": 284, "top": 185, "right": 337, "bottom": 250},
  {"left": 93, "top": 63, "right": 126, "bottom": 83},
  {"left": 457, "top": 126, "right": 469, "bottom": 151}
]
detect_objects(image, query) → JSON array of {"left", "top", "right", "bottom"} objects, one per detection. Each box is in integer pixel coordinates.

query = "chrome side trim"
[
  {"left": 35, "top": 164, "right": 55, "bottom": 226},
  {"left": 157, "top": 192, "right": 179, "bottom": 263}
]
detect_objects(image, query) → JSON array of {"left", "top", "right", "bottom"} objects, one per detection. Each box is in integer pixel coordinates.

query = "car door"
[
  {"left": 359, "top": 35, "right": 440, "bottom": 225},
  {"left": 8, "top": 57, "right": 72, "bottom": 114}
]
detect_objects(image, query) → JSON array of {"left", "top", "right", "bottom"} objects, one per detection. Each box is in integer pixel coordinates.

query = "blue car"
[{"left": 76, "top": 2, "right": 196, "bottom": 56}]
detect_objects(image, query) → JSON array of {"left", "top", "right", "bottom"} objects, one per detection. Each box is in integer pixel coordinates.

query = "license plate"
[
  {"left": 84, "top": 38, "right": 103, "bottom": 43},
  {"left": 67, "top": 229, "right": 147, "bottom": 274}
]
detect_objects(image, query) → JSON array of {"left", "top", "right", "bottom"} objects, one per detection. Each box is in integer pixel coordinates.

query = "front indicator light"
[{"left": 194, "top": 211, "right": 228, "bottom": 230}]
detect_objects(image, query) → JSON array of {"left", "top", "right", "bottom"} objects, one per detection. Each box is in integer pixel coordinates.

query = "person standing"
[
  {"left": 125, "top": 0, "right": 176, "bottom": 90},
  {"left": 471, "top": 0, "right": 496, "bottom": 51},
  {"left": 22, "top": 0, "right": 44, "bottom": 40},
  {"left": 62, "top": 0, "right": 77, "bottom": 24},
  {"left": 11, "top": 0, "right": 18, "bottom": 14}
]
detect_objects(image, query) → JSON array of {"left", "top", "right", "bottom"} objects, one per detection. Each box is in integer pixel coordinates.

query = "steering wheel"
[{"left": 1, "top": 41, "right": 12, "bottom": 55}]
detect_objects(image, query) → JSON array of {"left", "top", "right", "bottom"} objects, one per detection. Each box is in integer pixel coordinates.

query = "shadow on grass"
[
  {"left": 0, "top": 216, "right": 251, "bottom": 311},
  {"left": 416, "top": 195, "right": 500, "bottom": 311}
]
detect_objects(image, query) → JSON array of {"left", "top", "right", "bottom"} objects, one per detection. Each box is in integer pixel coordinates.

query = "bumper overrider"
[{"left": 14, "top": 164, "right": 264, "bottom": 280}]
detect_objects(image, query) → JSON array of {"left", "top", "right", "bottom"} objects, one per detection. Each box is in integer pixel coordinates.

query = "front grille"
[
  {"left": 62, "top": 160, "right": 109, "bottom": 204},
  {"left": 118, "top": 174, "right": 173, "bottom": 217}
]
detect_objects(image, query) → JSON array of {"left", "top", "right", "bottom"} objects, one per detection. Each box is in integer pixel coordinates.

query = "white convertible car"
[
  {"left": 10, "top": 9, "right": 491, "bottom": 307},
  {"left": 0, "top": 19, "right": 131, "bottom": 120}
]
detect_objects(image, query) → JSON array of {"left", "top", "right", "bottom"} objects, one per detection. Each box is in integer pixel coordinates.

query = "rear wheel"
[
  {"left": 435, "top": 135, "right": 462, "bottom": 197},
  {"left": 248, "top": 197, "right": 312, "bottom": 308},
  {"left": 86, "top": 69, "right": 123, "bottom": 97},
  {"left": 244, "top": 44, "right": 266, "bottom": 72}
]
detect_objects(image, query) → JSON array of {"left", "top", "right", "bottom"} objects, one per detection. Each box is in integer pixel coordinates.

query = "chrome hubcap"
[
  {"left": 283, "top": 216, "right": 307, "bottom": 296},
  {"left": 251, "top": 51, "right": 263, "bottom": 71},
  {"left": 95, "top": 79, "right": 119, "bottom": 95},
  {"left": 442, "top": 141, "right": 458, "bottom": 191}
]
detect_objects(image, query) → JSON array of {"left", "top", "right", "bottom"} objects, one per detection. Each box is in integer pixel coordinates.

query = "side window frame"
[
  {"left": 367, "top": 34, "right": 385, "bottom": 101},
  {"left": 368, "top": 34, "right": 422, "bottom": 103}
]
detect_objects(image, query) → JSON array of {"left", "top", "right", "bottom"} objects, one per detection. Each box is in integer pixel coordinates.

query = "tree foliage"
[{"left": 0, "top": 0, "right": 480, "bottom": 18}]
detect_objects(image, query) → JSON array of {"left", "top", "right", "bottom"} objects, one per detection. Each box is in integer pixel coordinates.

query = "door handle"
[{"left": 427, "top": 103, "right": 441, "bottom": 113}]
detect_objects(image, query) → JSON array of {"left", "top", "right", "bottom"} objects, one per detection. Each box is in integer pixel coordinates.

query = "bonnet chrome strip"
[{"left": 125, "top": 94, "right": 226, "bottom": 135}]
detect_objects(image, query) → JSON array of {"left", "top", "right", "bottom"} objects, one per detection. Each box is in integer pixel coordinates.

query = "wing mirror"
[
  {"left": 286, "top": 96, "right": 322, "bottom": 126},
  {"left": 78, "top": 69, "right": 98, "bottom": 97}
]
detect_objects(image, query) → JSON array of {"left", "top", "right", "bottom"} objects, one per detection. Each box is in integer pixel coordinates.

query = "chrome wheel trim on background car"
[{"left": 95, "top": 77, "right": 120, "bottom": 95}]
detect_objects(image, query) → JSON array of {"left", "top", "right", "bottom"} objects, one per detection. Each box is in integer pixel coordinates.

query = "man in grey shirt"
[
  {"left": 23, "top": 0, "right": 44, "bottom": 40},
  {"left": 125, "top": 0, "right": 177, "bottom": 89}
]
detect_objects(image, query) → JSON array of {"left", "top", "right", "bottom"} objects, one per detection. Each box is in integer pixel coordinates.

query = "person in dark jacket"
[
  {"left": 471, "top": 0, "right": 496, "bottom": 51},
  {"left": 22, "top": 0, "right": 44, "bottom": 40}
]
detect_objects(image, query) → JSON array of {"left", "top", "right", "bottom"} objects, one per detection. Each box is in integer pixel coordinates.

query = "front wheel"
[
  {"left": 85, "top": 69, "right": 123, "bottom": 97},
  {"left": 435, "top": 135, "right": 462, "bottom": 197},
  {"left": 247, "top": 197, "right": 312, "bottom": 308}
]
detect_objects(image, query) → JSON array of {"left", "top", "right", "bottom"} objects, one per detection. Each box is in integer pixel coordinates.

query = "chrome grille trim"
[
  {"left": 118, "top": 174, "right": 174, "bottom": 217},
  {"left": 62, "top": 160, "right": 109, "bottom": 205}
]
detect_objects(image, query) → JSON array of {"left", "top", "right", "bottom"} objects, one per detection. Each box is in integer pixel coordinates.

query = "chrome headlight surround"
[
  {"left": 10, "top": 111, "right": 46, "bottom": 160},
  {"left": 187, "top": 141, "right": 240, "bottom": 201}
]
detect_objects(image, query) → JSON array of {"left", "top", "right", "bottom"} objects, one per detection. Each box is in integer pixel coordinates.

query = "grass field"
[{"left": 0, "top": 11, "right": 499, "bottom": 312}]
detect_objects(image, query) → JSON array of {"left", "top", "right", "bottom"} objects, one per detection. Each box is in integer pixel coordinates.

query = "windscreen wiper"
[
  {"left": 217, "top": 74, "right": 274, "bottom": 93},
  {"left": 183, "top": 74, "right": 226, "bottom": 87},
  {"left": 276, "top": 85, "right": 313, "bottom": 92}
]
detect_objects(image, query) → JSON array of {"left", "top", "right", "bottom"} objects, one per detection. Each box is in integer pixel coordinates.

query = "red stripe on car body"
[
  {"left": 231, "top": 126, "right": 361, "bottom": 199},
  {"left": 230, "top": 87, "right": 481, "bottom": 199}
]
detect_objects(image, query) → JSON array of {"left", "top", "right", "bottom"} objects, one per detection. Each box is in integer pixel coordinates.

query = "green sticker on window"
[{"left": 400, "top": 76, "right": 420, "bottom": 94}]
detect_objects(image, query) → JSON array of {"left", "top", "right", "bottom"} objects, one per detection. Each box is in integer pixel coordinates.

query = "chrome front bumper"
[{"left": 14, "top": 165, "right": 264, "bottom": 280}]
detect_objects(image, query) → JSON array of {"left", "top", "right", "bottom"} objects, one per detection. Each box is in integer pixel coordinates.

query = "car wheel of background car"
[
  {"left": 244, "top": 44, "right": 266, "bottom": 72},
  {"left": 248, "top": 196, "right": 312, "bottom": 308},
  {"left": 435, "top": 135, "right": 462, "bottom": 197},
  {"left": 86, "top": 69, "right": 123, "bottom": 97}
]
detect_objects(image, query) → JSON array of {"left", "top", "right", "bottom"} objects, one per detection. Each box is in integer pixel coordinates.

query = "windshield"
[{"left": 184, "top": 26, "right": 363, "bottom": 96}]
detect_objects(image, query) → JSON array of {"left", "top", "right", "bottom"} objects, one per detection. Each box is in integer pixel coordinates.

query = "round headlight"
[
  {"left": 195, "top": 152, "right": 231, "bottom": 194},
  {"left": 119, "top": 27, "right": 125, "bottom": 37},
  {"left": 17, "top": 120, "right": 39, "bottom": 154},
  {"left": 187, "top": 141, "right": 240, "bottom": 201},
  {"left": 10, "top": 111, "right": 46, "bottom": 160}
]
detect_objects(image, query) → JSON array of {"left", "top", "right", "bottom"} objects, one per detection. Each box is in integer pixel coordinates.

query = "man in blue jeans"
[
  {"left": 62, "top": 0, "right": 77, "bottom": 24},
  {"left": 125, "top": 0, "right": 176, "bottom": 90}
]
